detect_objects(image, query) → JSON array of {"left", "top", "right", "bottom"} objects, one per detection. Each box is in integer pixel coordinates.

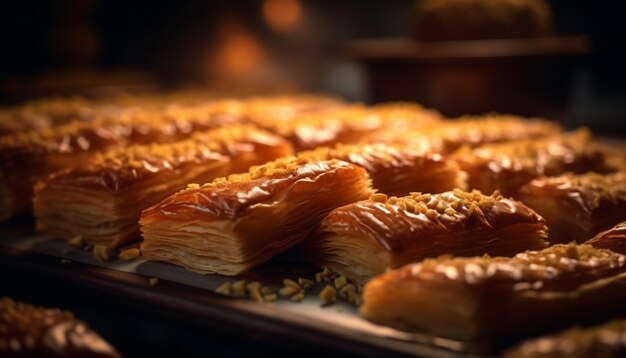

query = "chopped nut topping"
[
  {"left": 93, "top": 245, "right": 110, "bottom": 262},
  {"left": 119, "top": 248, "right": 140, "bottom": 260},
  {"left": 149, "top": 277, "right": 159, "bottom": 286},
  {"left": 249, "top": 287, "right": 263, "bottom": 302},
  {"left": 369, "top": 193, "right": 388, "bottom": 203},
  {"left": 247, "top": 281, "right": 261, "bottom": 292},
  {"left": 261, "top": 286, "right": 273, "bottom": 295},
  {"left": 339, "top": 283, "right": 356, "bottom": 296},
  {"left": 320, "top": 285, "right": 336, "bottom": 304}
]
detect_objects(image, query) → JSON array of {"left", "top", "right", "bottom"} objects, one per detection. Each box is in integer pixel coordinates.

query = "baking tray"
[{"left": 0, "top": 217, "right": 485, "bottom": 358}]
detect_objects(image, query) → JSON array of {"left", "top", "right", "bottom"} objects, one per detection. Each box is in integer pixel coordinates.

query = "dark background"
[{"left": 0, "top": 1, "right": 625, "bottom": 133}]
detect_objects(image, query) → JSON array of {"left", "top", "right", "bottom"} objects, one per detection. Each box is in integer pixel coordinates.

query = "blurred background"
[{"left": 0, "top": 0, "right": 625, "bottom": 134}]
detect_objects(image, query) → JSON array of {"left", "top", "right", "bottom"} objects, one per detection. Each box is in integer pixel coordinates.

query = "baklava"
[
  {"left": 518, "top": 172, "right": 626, "bottom": 244},
  {"left": 452, "top": 129, "right": 615, "bottom": 196},
  {"left": 361, "top": 244, "right": 626, "bottom": 345},
  {"left": 586, "top": 221, "right": 626, "bottom": 255},
  {"left": 0, "top": 297, "right": 120, "bottom": 358},
  {"left": 370, "top": 114, "right": 562, "bottom": 154},
  {"left": 503, "top": 319, "right": 626, "bottom": 358},
  {"left": 307, "top": 189, "right": 548, "bottom": 283},
  {"left": 33, "top": 125, "right": 292, "bottom": 248},
  {"left": 256, "top": 102, "right": 441, "bottom": 151},
  {"left": 140, "top": 157, "right": 374, "bottom": 275},
  {"left": 0, "top": 100, "right": 246, "bottom": 221},
  {"left": 298, "top": 143, "right": 467, "bottom": 196}
]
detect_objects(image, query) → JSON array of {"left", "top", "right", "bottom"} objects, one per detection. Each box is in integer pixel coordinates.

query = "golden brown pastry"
[
  {"left": 360, "top": 244, "right": 626, "bottom": 346},
  {"left": 452, "top": 129, "right": 615, "bottom": 196},
  {"left": 0, "top": 100, "right": 246, "bottom": 221},
  {"left": 0, "top": 297, "right": 120, "bottom": 357},
  {"left": 255, "top": 102, "right": 442, "bottom": 151},
  {"left": 586, "top": 221, "right": 626, "bottom": 255},
  {"left": 502, "top": 319, "right": 626, "bottom": 358},
  {"left": 518, "top": 172, "right": 626, "bottom": 244},
  {"left": 307, "top": 189, "right": 548, "bottom": 283},
  {"left": 298, "top": 143, "right": 467, "bottom": 196},
  {"left": 371, "top": 114, "right": 562, "bottom": 154},
  {"left": 140, "top": 157, "right": 374, "bottom": 275},
  {"left": 33, "top": 125, "right": 292, "bottom": 248}
]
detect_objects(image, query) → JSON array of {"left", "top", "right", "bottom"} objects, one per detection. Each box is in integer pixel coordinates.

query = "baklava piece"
[
  {"left": 361, "top": 244, "right": 626, "bottom": 345},
  {"left": 518, "top": 172, "right": 626, "bottom": 244},
  {"left": 34, "top": 125, "right": 292, "bottom": 249},
  {"left": 0, "top": 297, "right": 120, "bottom": 357},
  {"left": 257, "top": 102, "right": 441, "bottom": 151},
  {"left": 307, "top": 189, "right": 548, "bottom": 283},
  {"left": 503, "top": 319, "right": 626, "bottom": 358},
  {"left": 140, "top": 157, "right": 374, "bottom": 275},
  {"left": 586, "top": 221, "right": 626, "bottom": 255},
  {"left": 372, "top": 114, "right": 562, "bottom": 154},
  {"left": 452, "top": 129, "right": 615, "bottom": 196},
  {"left": 0, "top": 100, "right": 245, "bottom": 221},
  {"left": 298, "top": 143, "right": 467, "bottom": 196}
]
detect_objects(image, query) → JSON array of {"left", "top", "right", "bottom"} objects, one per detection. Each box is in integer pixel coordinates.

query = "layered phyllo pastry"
[
  {"left": 307, "top": 189, "right": 548, "bottom": 283},
  {"left": 298, "top": 143, "right": 467, "bottom": 196},
  {"left": 518, "top": 172, "right": 626, "bottom": 244},
  {"left": 33, "top": 125, "right": 292, "bottom": 248},
  {"left": 0, "top": 297, "right": 120, "bottom": 358},
  {"left": 140, "top": 157, "right": 374, "bottom": 275},
  {"left": 503, "top": 319, "right": 626, "bottom": 358},
  {"left": 0, "top": 100, "right": 246, "bottom": 221},
  {"left": 371, "top": 114, "right": 562, "bottom": 154},
  {"left": 586, "top": 221, "right": 626, "bottom": 255},
  {"left": 361, "top": 244, "right": 626, "bottom": 345},
  {"left": 452, "top": 129, "right": 615, "bottom": 196}
]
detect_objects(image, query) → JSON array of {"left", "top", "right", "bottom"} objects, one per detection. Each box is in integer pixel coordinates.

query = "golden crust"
[
  {"left": 140, "top": 158, "right": 374, "bottom": 275},
  {"left": 0, "top": 296, "right": 120, "bottom": 357},
  {"left": 519, "top": 172, "right": 626, "bottom": 244},
  {"left": 33, "top": 125, "right": 292, "bottom": 248},
  {"left": 298, "top": 142, "right": 466, "bottom": 196},
  {"left": 452, "top": 129, "right": 616, "bottom": 196},
  {"left": 503, "top": 319, "right": 626, "bottom": 358},
  {"left": 308, "top": 189, "right": 548, "bottom": 282},
  {"left": 360, "top": 244, "right": 626, "bottom": 344}
]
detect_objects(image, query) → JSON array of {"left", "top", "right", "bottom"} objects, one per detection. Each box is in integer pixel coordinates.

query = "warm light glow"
[
  {"left": 263, "top": 0, "right": 301, "bottom": 32},
  {"left": 209, "top": 20, "right": 265, "bottom": 80}
]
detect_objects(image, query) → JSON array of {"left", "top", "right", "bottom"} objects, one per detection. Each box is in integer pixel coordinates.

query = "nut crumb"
[
  {"left": 263, "top": 293, "right": 278, "bottom": 302},
  {"left": 215, "top": 282, "right": 233, "bottom": 295},
  {"left": 149, "top": 277, "right": 159, "bottom": 286},
  {"left": 279, "top": 286, "right": 300, "bottom": 297},
  {"left": 261, "top": 286, "right": 273, "bottom": 295},
  {"left": 320, "top": 285, "right": 336, "bottom": 304},
  {"left": 93, "top": 245, "right": 110, "bottom": 262},
  {"left": 232, "top": 280, "right": 247, "bottom": 297},
  {"left": 68, "top": 236, "right": 83, "bottom": 248},
  {"left": 290, "top": 292, "right": 305, "bottom": 302},
  {"left": 298, "top": 278, "right": 314, "bottom": 289},
  {"left": 282, "top": 279, "right": 300, "bottom": 290},
  {"left": 249, "top": 287, "right": 263, "bottom": 302},
  {"left": 119, "top": 248, "right": 140, "bottom": 260},
  {"left": 334, "top": 276, "right": 347, "bottom": 289}
]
